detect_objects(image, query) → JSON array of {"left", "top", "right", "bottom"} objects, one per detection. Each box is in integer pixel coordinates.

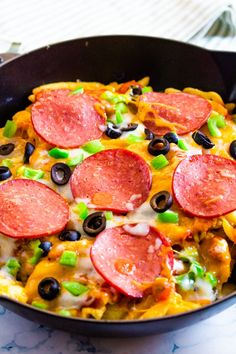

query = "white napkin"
[
  {"left": 0, "top": 0, "right": 235, "bottom": 53},
  {"left": 190, "top": 4, "right": 236, "bottom": 50}
]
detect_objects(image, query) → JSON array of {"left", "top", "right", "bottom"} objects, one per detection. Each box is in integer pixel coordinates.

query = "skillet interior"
[{"left": 0, "top": 35, "right": 236, "bottom": 337}]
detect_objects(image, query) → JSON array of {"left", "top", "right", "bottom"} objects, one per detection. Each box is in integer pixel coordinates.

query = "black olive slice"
[
  {"left": 192, "top": 131, "right": 215, "bottom": 149},
  {"left": 105, "top": 124, "right": 122, "bottom": 139},
  {"left": 144, "top": 128, "right": 155, "bottom": 140},
  {"left": 130, "top": 85, "right": 142, "bottom": 97},
  {"left": 38, "top": 277, "right": 60, "bottom": 300},
  {"left": 0, "top": 166, "right": 12, "bottom": 181},
  {"left": 59, "top": 229, "right": 81, "bottom": 241},
  {"left": 0, "top": 143, "right": 15, "bottom": 156},
  {"left": 39, "top": 241, "right": 52, "bottom": 257},
  {"left": 150, "top": 191, "right": 173, "bottom": 213},
  {"left": 83, "top": 212, "right": 106, "bottom": 236},
  {"left": 24, "top": 142, "right": 35, "bottom": 163},
  {"left": 148, "top": 137, "right": 170, "bottom": 156},
  {"left": 121, "top": 123, "right": 138, "bottom": 132},
  {"left": 229, "top": 140, "right": 236, "bottom": 160},
  {"left": 163, "top": 132, "right": 178, "bottom": 144},
  {"left": 51, "top": 163, "right": 71, "bottom": 185}
]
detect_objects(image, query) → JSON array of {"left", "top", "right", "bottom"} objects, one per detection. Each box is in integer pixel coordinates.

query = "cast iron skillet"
[{"left": 0, "top": 35, "right": 236, "bottom": 337}]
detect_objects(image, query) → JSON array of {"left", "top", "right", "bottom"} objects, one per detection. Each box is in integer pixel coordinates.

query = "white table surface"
[{"left": 0, "top": 303, "right": 236, "bottom": 354}]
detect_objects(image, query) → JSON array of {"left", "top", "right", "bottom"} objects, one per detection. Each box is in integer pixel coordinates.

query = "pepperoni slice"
[
  {"left": 172, "top": 154, "right": 236, "bottom": 218},
  {"left": 0, "top": 179, "right": 69, "bottom": 238},
  {"left": 31, "top": 89, "right": 105, "bottom": 148},
  {"left": 91, "top": 224, "right": 173, "bottom": 298},
  {"left": 70, "top": 149, "right": 152, "bottom": 213},
  {"left": 139, "top": 92, "right": 212, "bottom": 136}
]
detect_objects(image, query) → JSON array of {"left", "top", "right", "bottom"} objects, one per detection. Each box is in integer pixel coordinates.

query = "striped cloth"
[
  {"left": 0, "top": 0, "right": 235, "bottom": 54},
  {"left": 190, "top": 4, "right": 236, "bottom": 50}
]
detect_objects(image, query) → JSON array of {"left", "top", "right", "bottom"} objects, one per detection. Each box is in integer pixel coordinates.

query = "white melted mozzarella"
[
  {"left": 186, "top": 278, "right": 216, "bottom": 302},
  {"left": 69, "top": 202, "right": 157, "bottom": 239},
  {"left": 67, "top": 208, "right": 84, "bottom": 234},
  {"left": 56, "top": 184, "right": 74, "bottom": 202},
  {"left": 78, "top": 256, "right": 104, "bottom": 283},
  {"left": 123, "top": 223, "right": 150, "bottom": 236},
  {"left": 125, "top": 202, "right": 157, "bottom": 226},
  {"left": 120, "top": 121, "right": 146, "bottom": 139},
  {"left": 171, "top": 136, "right": 202, "bottom": 157},
  {"left": 173, "top": 259, "right": 187, "bottom": 275},
  {"left": 68, "top": 148, "right": 90, "bottom": 159},
  {"left": 58, "top": 291, "right": 90, "bottom": 309},
  {"left": 37, "top": 179, "right": 52, "bottom": 188}
]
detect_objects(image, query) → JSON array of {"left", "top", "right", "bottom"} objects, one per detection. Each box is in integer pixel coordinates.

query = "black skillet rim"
[{"left": 1, "top": 34, "right": 236, "bottom": 70}]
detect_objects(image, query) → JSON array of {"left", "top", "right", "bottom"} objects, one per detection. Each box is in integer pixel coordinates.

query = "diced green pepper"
[
  {"left": 32, "top": 301, "right": 48, "bottom": 310},
  {"left": 115, "top": 110, "right": 123, "bottom": 124},
  {"left": 6, "top": 258, "right": 21, "bottom": 277},
  {"left": 151, "top": 154, "right": 169, "bottom": 170},
  {"left": 175, "top": 273, "right": 195, "bottom": 291},
  {"left": 21, "top": 167, "right": 44, "bottom": 180},
  {"left": 205, "top": 272, "right": 217, "bottom": 287},
  {"left": 214, "top": 114, "right": 226, "bottom": 128},
  {"left": 157, "top": 210, "right": 179, "bottom": 224},
  {"left": 207, "top": 114, "right": 226, "bottom": 137},
  {"left": 30, "top": 239, "right": 41, "bottom": 250},
  {"left": 30, "top": 248, "right": 43, "bottom": 265},
  {"left": 126, "top": 134, "right": 144, "bottom": 144},
  {"left": 105, "top": 211, "right": 113, "bottom": 220},
  {"left": 66, "top": 153, "right": 84, "bottom": 167},
  {"left": 82, "top": 140, "right": 104, "bottom": 154},
  {"left": 115, "top": 102, "right": 128, "bottom": 114},
  {"left": 189, "top": 261, "right": 204, "bottom": 279},
  {"left": 58, "top": 309, "right": 71, "bottom": 317},
  {"left": 101, "top": 91, "right": 126, "bottom": 104},
  {"left": 3, "top": 120, "right": 17, "bottom": 138},
  {"left": 177, "top": 139, "right": 188, "bottom": 151},
  {"left": 70, "top": 86, "right": 84, "bottom": 95},
  {"left": 48, "top": 148, "right": 69, "bottom": 159},
  {"left": 112, "top": 95, "right": 127, "bottom": 104},
  {"left": 62, "top": 281, "right": 88, "bottom": 296},
  {"left": 175, "top": 250, "right": 217, "bottom": 292},
  {"left": 142, "top": 86, "right": 153, "bottom": 93},
  {"left": 76, "top": 202, "right": 88, "bottom": 220},
  {"left": 59, "top": 251, "right": 77, "bottom": 267},
  {"left": 29, "top": 240, "right": 43, "bottom": 265},
  {"left": 101, "top": 91, "right": 115, "bottom": 101}
]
